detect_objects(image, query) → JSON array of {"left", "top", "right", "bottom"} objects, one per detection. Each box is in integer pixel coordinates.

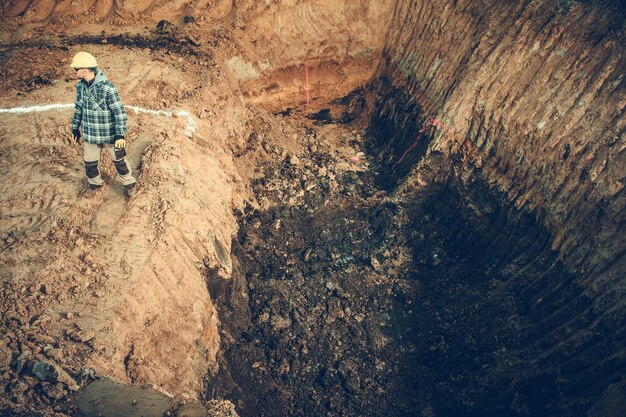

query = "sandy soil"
[
  {"left": 1, "top": 1, "right": 625, "bottom": 417},
  {"left": 0, "top": 1, "right": 392, "bottom": 414},
  {"left": 0, "top": 41, "right": 249, "bottom": 414}
]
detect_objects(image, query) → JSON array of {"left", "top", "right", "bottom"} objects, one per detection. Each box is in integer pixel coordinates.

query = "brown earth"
[
  {"left": 0, "top": 1, "right": 394, "bottom": 415},
  {"left": 0, "top": 44, "right": 246, "bottom": 414},
  {"left": 0, "top": 1, "right": 624, "bottom": 417}
]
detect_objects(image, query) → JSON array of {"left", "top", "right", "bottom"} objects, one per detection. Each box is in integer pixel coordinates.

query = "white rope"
[
  {"left": 0, "top": 103, "right": 74, "bottom": 113},
  {"left": 0, "top": 103, "right": 197, "bottom": 138}
]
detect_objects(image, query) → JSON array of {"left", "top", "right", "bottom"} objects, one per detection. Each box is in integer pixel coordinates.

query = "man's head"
[{"left": 70, "top": 52, "right": 98, "bottom": 81}]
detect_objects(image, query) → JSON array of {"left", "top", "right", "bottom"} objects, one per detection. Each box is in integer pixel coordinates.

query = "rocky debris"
[
  {"left": 270, "top": 314, "right": 291, "bottom": 332},
  {"left": 31, "top": 360, "right": 79, "bottom": 391},
  {"left": 14, "top": 350, "right": 32, "bottom": 374},
  {"left": 214, "top": 114, "right": 583, "bottom": 417},
  {"left": 216, "top": 120, "right": 422, "bottom": 416},
  {"left": 0, "top": 340, "right": 13, "bottom": 371},
  {"left": 205, "top": 399, "right": 239, "bottom": 417},
  {"left": 67, "top": 328, "right": 95, "bottom": 343},
  {"left": 157, "top": 20, "right": 178, "bottom": 35}
]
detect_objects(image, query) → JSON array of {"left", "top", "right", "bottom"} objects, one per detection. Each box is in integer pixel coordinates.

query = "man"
[{"left": 70, "top": 51, "right": 137, "bottom": 198}]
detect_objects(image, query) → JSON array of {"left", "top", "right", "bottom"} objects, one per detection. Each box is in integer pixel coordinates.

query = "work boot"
[
  {"left": 84, "top": 185, "right": 101, "bottom": 198},
  {"left": 125, "top": 185, "right": 137, "bottom": 199}
]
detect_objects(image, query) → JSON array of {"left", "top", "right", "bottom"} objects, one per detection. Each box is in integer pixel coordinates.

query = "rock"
[
  {"left": 14, "top": 350, "right": 31, "bottom": 374},
  {"left": 0, "top": 340, "right": 12, "bottom": 371},
  {"left": 258, "top": 312, "right": 270, "bottom": 324},
  {"left": 370, "top": 256, "right": 382, "bottom": 272},
  {"left": 68, "top": 329, "right": 95, "bottom": 343},
  {"left": 156, "top": 20, "right": 178, "bottom": 36},
  {"left": 326, "top": 297, "right": 344, "bottom": 321},
  {"left": 32, "top": 360, "right": 79, "bottom": 391},
  {"left": 303, "top": 249, "right": 318, "bottom": 262},
  {"left": 278, "top": 357, "right": 290, "bottom": 375},
  {"left": 41, "top": 382, "right": 67, "bottom": 400},
  {"left": 31, "top": 333, "right": 56, "bottom": 345},
  {"left": 32, "top": 360, "right": 58, "bottom": 381},
  {"left": 205, "top": 399, "right": 240, "bottom": 417},
  {"left": 31, "top": 314, "right": 52, "bottom": 327},
  {"left": 270, "top": 315, "right": 291, "bottom": 331},
  {"left": 46, "top": 348, "right": 63, "bottom": 362},
  {"left": 304, "top": 181, "right": 317, "bottom": 191},
  {"left": 80, "top": 368, "right": 97, "bottom": 380},
  {"left": 345, "top": 372, "right": 361, "bottom": 393}
]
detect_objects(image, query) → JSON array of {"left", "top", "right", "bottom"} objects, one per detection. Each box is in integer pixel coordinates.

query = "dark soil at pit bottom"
[{"left": 213, "top": 125, "right": 588, "bottom": 417}]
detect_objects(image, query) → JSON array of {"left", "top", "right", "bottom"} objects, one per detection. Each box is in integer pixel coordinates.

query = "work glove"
[
  {"left": 114, "top": 136, "right": 126, "bottom": 149},
  {"left": 72, "top": 128, "right": 81, "bottom": 143}
]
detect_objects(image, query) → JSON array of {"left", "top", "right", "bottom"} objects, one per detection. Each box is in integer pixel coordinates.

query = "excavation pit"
[
  {"left": 0, "top": 1, "right": 624, "bottom": 417},
  {"left": 211, "top": 114, "right": 615, "bottom": 417}
]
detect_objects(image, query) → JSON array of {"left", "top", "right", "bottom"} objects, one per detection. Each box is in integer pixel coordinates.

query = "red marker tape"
[
  {"left": 392, "top": 118, "right": 457, "bottom": 170},
  {"left": 305, "top": 65, "right": 311, "bottom": 106}
]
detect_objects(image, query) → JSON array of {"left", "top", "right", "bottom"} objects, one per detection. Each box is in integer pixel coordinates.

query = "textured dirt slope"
[
  {"left": 0, "top": 41, "right": 250, "bottom": 414},
  {"left": 1, "top": 0, "right": 394, "bottom": 111},
  {"left": 2, "top": 0, "right": 230, "bottom": 25},
  {"left": 0, "top": 0, "right": 393, "bottom": 414},
  {"left": 224, "top": 0, "right": 394, "bottom": 111}
]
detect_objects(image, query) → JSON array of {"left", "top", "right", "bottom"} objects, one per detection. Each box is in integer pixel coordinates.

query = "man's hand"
[
  {"left": 114, "top": 136, "right": 126, "bottom": 149},
  {"left": 72, "top": 128, "right": 81, "bottom": 143}
]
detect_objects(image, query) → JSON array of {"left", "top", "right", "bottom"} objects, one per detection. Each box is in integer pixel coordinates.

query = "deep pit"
[
  {"left": 211, "top": 116, "right": 619, "bottom": 417},
  {"left": 0, "top": 1, "right": 624, "bottom": 417}
]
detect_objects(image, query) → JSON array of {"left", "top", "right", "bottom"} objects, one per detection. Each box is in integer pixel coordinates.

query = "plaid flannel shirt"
[{"left": 71, "top": 70, "right": 127, "bottom": 144}]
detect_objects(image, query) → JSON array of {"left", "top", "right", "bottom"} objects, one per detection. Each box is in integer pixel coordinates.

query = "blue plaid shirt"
[{"left": 72, "top": 70, "right": 128, "bottom": 144}]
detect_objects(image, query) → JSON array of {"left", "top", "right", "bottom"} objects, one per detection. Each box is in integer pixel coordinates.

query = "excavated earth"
[{"left": 1, "top": 1, "right": 625, "bottom": 417}]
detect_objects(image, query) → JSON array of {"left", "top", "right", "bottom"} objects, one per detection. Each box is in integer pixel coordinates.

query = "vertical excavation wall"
[{"left": 368, "top": 0, "right": 625, "bottom": 414}]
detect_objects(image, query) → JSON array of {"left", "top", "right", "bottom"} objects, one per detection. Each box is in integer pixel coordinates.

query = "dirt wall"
[
  {"left": 0, "top": 41, "right": 248, "bottom": 414},
  {"left": 366, "top": 0, "right": 625, "bottom": 411},
  {"left": 1, "top": 0, "right": 624, "bottom": 415},
  {"left": 224, "top": 0, "right": 394, "bottom": 111},
  {"left": 370, "top": 0, "right": 625, "bottom": 313}
]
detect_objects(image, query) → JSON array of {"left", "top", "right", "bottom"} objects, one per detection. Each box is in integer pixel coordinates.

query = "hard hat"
[{"left": 70, "top": 52, "right": 98, "bottom": 68}]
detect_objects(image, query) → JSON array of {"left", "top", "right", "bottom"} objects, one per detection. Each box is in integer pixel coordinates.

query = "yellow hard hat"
[{"left": 70, "top": 52, "right": 98, "bottom": 68}]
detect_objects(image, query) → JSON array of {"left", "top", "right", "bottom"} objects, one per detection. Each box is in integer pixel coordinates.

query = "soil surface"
[
  {"left": 1, "top": 1, "right": 624, "bottom": 417},
  {"left": 0, "top": 31, "right": 245, "bottom": 417},
  {"left": 212, "top": 114, "right": 585, "bottom": 417}
]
